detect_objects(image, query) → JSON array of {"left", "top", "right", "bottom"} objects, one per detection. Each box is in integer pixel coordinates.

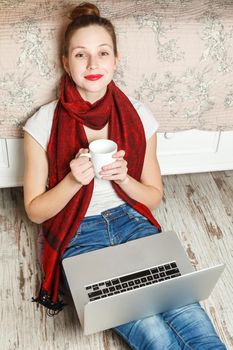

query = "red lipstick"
[{"left": 84, "top": 74, "right": 103, "bottom": 81}]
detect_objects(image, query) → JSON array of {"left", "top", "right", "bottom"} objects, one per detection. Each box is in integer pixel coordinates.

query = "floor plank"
[{"left": 0, "top": 171, "right": 232, "bottom": 349}]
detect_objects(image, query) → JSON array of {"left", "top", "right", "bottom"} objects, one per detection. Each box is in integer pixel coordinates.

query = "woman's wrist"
[
  {"left": 115, "top": 175, "right": 130, "bottom": 186},
  {"left": 66, "top": 172, "right": 83, "bottom": 189}
]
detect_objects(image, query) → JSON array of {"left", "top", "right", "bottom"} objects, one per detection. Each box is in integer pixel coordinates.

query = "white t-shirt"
[{"left": 23, "top": 97, "right": 159, "bottom": 216}]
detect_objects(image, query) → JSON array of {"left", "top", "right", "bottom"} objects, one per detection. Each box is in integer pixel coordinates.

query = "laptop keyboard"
[{"left": 85, "top": 261, "right": 181, "bottom": 302}]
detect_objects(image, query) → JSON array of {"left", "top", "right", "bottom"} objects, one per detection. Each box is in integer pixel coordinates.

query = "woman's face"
[{"left": 63, "top": 25, "right": 118, "bottom": 103}]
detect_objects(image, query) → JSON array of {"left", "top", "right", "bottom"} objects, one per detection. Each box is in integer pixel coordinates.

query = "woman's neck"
[{"left": 77, "top": 87, "right": 107, "bottom": 104}]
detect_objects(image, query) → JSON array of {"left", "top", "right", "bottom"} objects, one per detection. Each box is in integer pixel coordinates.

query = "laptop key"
[
  {"left": 106, "top": 281, "right": 112, "bottom": 287},
  {"left": 166, "top": 268, "right": 180, "bottom": 276},
  {"left": 151, "top": 267, "right": 159, "bottom": 274},
  {"left": 120, "top": 269, "right": 151, "bottom": 283},
  {"left": 158, "top": 266, "right": 165, "bottom": 272},
  {"left": 88, "top": 290, "right": 102, "bottom": 298},
  {"left": 112, "top": 278, "right": 120, "bottom": 285},
  {"left": 109, "top": 286, "right": 115, "bottom": 292},
  {"left": 171, "top": 273, "right": 181, "bottom": 278},
  {"left": 164, "top": 264, "right": 171, "bottom": 270},
  {"left": 171, "top": 262, "right": 177, "bottom": 268}
]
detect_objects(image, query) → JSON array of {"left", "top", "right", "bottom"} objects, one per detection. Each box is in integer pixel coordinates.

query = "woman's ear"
[
  {"left": 62, "top": 56, "right": 70, "bottom": 75},
  {"left": 114, "top": 52, "right": 120, "bottom": 69}
]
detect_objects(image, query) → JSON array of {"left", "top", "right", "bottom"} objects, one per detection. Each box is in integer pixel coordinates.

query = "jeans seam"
[
  {"left": 66, "top": 227, "right": 81, "bottom": 247},
  {"left": 102, "top": 215, "right": 114, "bottom": 245},
  {"left": 165, "top": 320, "right": 194, "bottom": 350},
  {"left": 104, "top": 219, "right": 111, "bottom": 246}
]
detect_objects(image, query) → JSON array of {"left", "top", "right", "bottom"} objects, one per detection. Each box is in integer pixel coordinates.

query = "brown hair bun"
[
  {"left": 63, "top": 2, "right": 117, "bottom": 57},
  {"left": 69, "top": 2, "right": 100, "bottom": 20}
]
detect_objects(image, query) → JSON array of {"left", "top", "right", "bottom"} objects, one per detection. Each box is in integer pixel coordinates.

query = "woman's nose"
[{"left": 87, "top": 55, "right": 98, "bottom": 69}]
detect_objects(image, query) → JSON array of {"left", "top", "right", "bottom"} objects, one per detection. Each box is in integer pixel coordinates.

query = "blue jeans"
[{"left": 62, "top": 204, "right": 226, "bottom": 350}]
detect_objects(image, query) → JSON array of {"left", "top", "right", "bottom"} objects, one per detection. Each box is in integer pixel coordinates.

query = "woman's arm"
[
  {"left": 23, "top": 132, "right": 94, "bottom": 224},
  {"left": 100, "top": 133, "right": 163, "bottom": 209}
]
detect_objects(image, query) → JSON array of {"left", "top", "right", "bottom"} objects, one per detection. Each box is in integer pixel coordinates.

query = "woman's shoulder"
[
  {"left": 39, "top": 99, "right": 58, "bottom": 112},
  {"left": 29, "top": 100, "right": 58, "bottom": 122},
  {"left": 23, "top": 100, "right": 58, "bottom": 150},
  {"left": 127, "top": 96, "right": 159, "bottom": 140}
]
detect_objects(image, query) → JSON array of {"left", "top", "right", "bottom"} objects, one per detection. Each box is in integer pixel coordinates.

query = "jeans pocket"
[{"left": 125, "top": 206, "right": 148, "bottom": 223}]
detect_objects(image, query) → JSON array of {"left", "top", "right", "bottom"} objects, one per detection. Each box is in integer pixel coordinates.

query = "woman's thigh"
[{"left": 62, "top": 216, "right": 110, "bottom": 259}]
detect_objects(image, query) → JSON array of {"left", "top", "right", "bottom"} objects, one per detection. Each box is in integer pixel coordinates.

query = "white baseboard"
[
  {"left": 0, "top": 130, "right": 233, "bottom": 187},
  {"left": 0, "top": 139, "right": 24, "bottom": 188},
  {"left": 157, "top": 130, "right": 233, "bottom": 175}
]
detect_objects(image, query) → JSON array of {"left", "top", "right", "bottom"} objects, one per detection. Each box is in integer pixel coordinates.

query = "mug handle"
[{"left": 79, "top": 153, "right": 91, "bottom": 159}]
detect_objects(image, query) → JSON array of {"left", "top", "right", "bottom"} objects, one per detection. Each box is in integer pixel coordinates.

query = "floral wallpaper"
[{"left": 0, "top": 0, "right": 233, "bottom": 137}]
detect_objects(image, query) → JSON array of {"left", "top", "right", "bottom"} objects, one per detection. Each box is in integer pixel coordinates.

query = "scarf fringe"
[{"left": 32, "top": 289, "right": 66, "bottom": 316}]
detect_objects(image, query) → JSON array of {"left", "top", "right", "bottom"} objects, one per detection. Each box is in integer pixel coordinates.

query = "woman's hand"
[
  {"left": 100, "top": 150, "right": 129, "bottom": 185},
  {"left": 69, "top": 148, "right": 95, "bottom": 185}
]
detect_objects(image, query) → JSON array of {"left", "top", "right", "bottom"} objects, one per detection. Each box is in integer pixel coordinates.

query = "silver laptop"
[{"left": 62, "top": 230, "right": 225, "bottom": 335}]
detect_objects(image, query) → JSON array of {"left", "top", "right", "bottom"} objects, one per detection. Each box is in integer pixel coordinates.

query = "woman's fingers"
[
  {"left": 71, "top": 148, "right": 128, "bottom": 184},
  {"left": 75, "top": 148, "right": 89, "bottom": 158},
  {"left": 70, "top": 153, "right": 94, "bottom": 185},
  {"left": 100, "top": 150, "right": 128, "bottom": 183},
  {"left": 112, "top": 150, "right": 125, "bottom": 160},
  {"left": 101, "top": 159, "right": 127, "bottom": 173}
]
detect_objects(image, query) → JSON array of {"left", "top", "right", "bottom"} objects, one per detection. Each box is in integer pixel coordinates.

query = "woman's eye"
[
  {"left": 75, "top": 53, "right": 85, "bottom": 58},
  {"left": 100, "top": 51, "right": 109, "bottom": 56}
]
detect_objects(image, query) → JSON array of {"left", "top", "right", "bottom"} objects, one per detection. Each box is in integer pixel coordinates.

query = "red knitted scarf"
[{"left": 33, "top": 75, "right": 161, "bottom": 313}]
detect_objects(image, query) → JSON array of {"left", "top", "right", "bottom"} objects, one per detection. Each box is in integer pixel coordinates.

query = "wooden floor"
[{"left": 1, "top": 171, "right": 233, "bottom": 350}]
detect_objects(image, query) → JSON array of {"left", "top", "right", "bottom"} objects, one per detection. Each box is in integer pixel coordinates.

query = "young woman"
[{"left": 23, "top": 3, "right": 226, "bottom": 349}]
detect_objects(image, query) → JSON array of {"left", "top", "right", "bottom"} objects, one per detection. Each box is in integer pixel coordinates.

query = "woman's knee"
[{"left": 163, "top": 303, "right": 226, "bottom": 349}]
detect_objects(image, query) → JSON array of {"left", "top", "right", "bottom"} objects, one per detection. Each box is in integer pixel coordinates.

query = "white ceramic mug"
[{"left": 80, "top": 139, "right": 117, "bottom": 179}]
